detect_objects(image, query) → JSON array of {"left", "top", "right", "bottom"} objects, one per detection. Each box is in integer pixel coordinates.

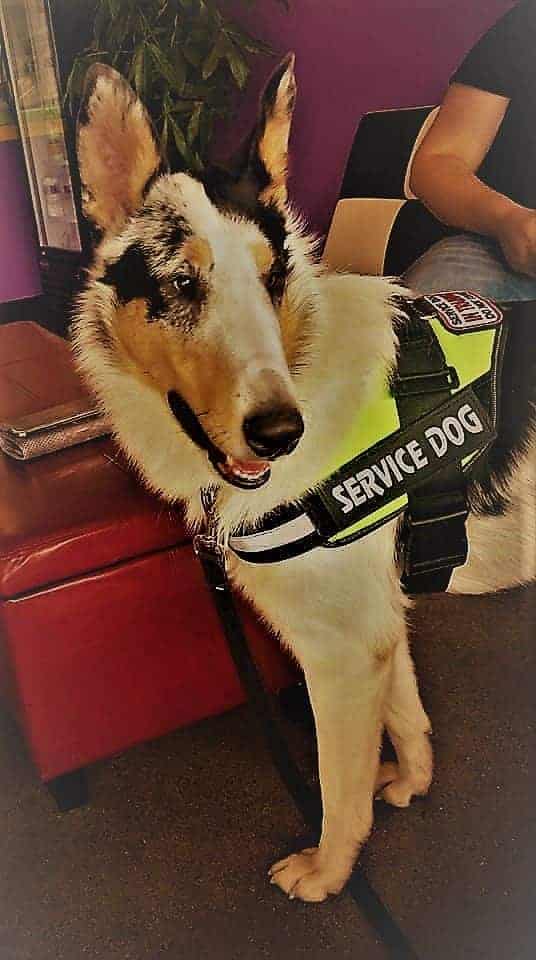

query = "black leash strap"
[{"left": 194, "top": 497, "right": 420, "bottom": 959}]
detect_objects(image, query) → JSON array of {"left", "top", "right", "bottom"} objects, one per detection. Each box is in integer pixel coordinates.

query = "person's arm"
[{"left": 410, "top": 82, "right": 536, "bottom": 277}]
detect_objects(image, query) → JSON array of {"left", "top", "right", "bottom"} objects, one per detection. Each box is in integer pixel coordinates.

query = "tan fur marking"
[
  {"left": 112, "top": 299, "right": 243, "bottom": 449},
  {"left": 279, "top": 295, "right": 312, "bottom": 372},
  {"left": 113, "top": 300, "right": 177, "bottom": 392},
  {"left": 251, "top": 238, "right": 273, "bottom": 275},
  {"left": 259, "top": 108, "right": 290, "bottom": 206},
  {"left": 181, "top": 236, "right": 214, "bottom": 272}
]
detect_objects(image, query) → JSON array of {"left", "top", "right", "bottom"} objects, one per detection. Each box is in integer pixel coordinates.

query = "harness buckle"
[
  {"left": 391, "top": 365, "right": 460, "bottom": 398},
  {"left": 401, "top": 501, "right": 469, "bottom": 586},
  {"left": 194, "top": 486, "right": 227, "bottom": 588}
]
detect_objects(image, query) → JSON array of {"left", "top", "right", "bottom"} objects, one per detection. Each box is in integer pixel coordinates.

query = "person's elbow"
[
  {"left": 410, "top": 146, "right": 462, "bottom": 208},
  {"left": 409, "top": 145, "right": 438, "bottom": 201}
]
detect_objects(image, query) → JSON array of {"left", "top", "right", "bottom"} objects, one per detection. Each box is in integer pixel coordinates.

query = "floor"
[{"left": 1, "top": 587, "right": 535, "bottom": 959}]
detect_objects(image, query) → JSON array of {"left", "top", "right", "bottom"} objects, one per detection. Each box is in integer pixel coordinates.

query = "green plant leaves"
[
  {"left": 187, "top": 101, "right": 203, "bottom": 144},
  {"left": 170, "top": 115, "right": 187, "bottom": 155},
  {"left": 201, "top": 34, "right": 226, "bottom": 80},
  {"left": 130, "top": 44, "right": 146, "bottom": 98},
  {"left": 147, "top": 43, "right": 181, "bottom": 93},
  {"left": 64, "top": 0, "right": 287, "bottom": 171},
  {"left": 225, "top": 41, "right": 249, "bottom": 89}
]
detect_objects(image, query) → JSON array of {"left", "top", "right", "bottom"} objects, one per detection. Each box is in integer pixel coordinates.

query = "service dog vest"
[{"left": 228, "top": 292, "right": 506, "bottom": 588}]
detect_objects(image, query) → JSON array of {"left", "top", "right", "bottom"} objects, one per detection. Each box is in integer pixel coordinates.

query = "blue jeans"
[{"left": 403, "top": 234, "right": 536, "bottom": 301}]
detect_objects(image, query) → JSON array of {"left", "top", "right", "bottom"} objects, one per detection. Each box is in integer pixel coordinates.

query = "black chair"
[{"left": 323, "top": 105, "right": 454, "bottom": 277}]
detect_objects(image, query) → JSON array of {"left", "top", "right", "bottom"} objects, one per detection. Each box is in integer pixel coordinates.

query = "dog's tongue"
[{"left": 221, "top": 455, "right": 270, "bottom": 481}]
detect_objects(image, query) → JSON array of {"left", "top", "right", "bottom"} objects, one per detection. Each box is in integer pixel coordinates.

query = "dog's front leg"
[{"left": 269, "top": 638, "right": 392, "bottom": 903}]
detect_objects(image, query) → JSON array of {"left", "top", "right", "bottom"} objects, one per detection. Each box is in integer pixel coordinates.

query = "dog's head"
[{"left": 74, "top": 56, "right": 319, "bottom": 501}]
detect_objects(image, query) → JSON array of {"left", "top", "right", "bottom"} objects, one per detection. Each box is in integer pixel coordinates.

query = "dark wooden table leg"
[{"left": 46, "top": 768, "right": 89, "bottom": 811}]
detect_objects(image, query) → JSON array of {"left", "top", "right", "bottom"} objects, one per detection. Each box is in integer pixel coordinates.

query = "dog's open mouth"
[
  {"left": 216, "top": 455, "right": 271, "bottom": 488},
  {"left": 167, "top": 391, "right": 271, "bottom": 490}
]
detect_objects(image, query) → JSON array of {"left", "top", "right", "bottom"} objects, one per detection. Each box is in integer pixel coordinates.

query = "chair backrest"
[
  {"left": 324, "top": 106, "right": 452, "bottom": 277},
  {"left": 339, "top": 105, "right": 438, "bottom": 201}
]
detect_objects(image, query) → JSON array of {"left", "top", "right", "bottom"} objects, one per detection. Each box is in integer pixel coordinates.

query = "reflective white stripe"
[{"left": 229, "top": 512, "right": 315, "bottom": 554}]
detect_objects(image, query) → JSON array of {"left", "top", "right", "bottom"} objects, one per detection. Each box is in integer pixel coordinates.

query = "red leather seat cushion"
[
  {"left": 1, "top": 322, "right": 298, "bottom": 782},
  {"left": 0, "top": 323, "right": 189, "bottom": 598}
]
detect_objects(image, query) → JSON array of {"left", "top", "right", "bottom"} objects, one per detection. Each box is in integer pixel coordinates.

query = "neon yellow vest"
[
  {"left": 228, "top": 293, "right": 505, "bottom": 565},
  {"left": 319, "top": 310, "right": 502, "bottom": 545}
]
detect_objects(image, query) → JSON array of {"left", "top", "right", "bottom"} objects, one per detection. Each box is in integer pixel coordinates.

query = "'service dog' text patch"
[
  {"left": 423, "top": 291, "right": 503, "bottom": 334},
  {"left": 316, "top": 385, "right": 495, "bottom": 530}
]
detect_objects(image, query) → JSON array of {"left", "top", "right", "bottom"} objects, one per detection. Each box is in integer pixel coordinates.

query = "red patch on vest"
[{"left": 423, "top": 291, "right": 503, "bottom": 334}]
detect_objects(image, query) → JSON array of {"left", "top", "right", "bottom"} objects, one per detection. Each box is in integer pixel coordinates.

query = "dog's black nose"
[{"left": 243, "top": 406, "right": 304, "bottom": 459}]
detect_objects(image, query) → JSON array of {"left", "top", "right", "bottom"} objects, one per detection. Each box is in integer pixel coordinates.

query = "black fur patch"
[
  {"left": 144, "top": 192, "right": 191, "bottom": 254},
  {"left": 101, "top": 244, "right": 165, "bottom": 319},
  {"left": 87, "top": 309, "right": 114, "bottom": 351},
  {"left": 468, "top": 302, "right": 536, "bottom": 516},
  {"left": 200, "top": 164, "right": 290, "bottom": 278},
  {"left": 156, "top": 216, "right": 189, "bottom": 253},
  {"left": 77, "top": 63, "right": 103, "bottom": 130},
  {"left": 164, "top": 219, "right": 189, "bottom": 250}
]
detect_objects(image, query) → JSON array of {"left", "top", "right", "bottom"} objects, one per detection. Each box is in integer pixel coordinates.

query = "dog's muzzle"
[{"left": 167, "top": 390, "right": 274, "bottom": 490}]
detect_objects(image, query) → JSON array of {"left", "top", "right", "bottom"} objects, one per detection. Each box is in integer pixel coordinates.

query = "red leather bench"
[{"left": 0, "top": 322, "right": 295, "bottom": 807}]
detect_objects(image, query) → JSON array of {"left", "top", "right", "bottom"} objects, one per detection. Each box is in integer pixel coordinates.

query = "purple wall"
[
  {"left": 218, "top": 0, "right": 514, "bottom": 236},
  {"left": 0, "top": 139, "right": 42, "bottom": 303},
  {"left": 1, "top": 0, "right": 515, "bottom": 305}
]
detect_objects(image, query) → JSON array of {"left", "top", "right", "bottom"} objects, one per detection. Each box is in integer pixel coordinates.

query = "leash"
[{"left": 194, "top": 488, "right": 420, "bottom": 960}]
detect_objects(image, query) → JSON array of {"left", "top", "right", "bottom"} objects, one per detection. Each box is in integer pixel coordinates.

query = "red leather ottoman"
[{"left": 0, "top": 322, "right": 295, "bottom": 807}]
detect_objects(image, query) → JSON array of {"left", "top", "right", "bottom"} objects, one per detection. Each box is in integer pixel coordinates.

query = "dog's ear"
[
  {"left": 77, "top": 64, "right": 162, "bottom": 233},
  {"left": 249, "top": 53, "right": 296, "bottom": 208}
]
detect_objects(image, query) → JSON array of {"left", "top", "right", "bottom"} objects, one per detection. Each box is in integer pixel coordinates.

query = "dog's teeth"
[
  {"left": 225, "top": 455, "right": 269, "bottom": 479},
  {"left": 216, "top": 454, "right": 271, "bottom": 488}
]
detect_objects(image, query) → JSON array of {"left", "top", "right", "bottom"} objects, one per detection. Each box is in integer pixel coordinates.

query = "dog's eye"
[{"left": 173, "top": 274, "right": 198, "bottom": 300}]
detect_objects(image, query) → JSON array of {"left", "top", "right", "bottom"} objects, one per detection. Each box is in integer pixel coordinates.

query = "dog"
[{"left": 72, "top": 55, "right": 536, "bottom": 903}]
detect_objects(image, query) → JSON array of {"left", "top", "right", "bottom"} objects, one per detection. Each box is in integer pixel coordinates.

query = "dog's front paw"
[
  {"left": 268, "top": 848, "right": 348, "bottom": 903},
  {"left": 375, "top": 758, "right": 432, "bottom": 808}
]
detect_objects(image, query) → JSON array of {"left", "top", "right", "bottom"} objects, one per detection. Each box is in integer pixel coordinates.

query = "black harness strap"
[
  {"left": 194, "top": 510, "right": 420, "bottom": 960},
  {"left": 393, "top": 302, "right": 469, "bottom": 593}
]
